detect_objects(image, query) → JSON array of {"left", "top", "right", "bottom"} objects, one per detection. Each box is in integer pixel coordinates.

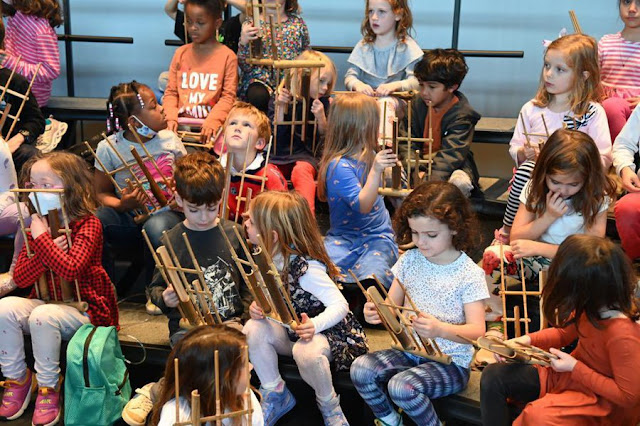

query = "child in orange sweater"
[{"left": 164, "top": 0, "right": 238, "bottom": 144}]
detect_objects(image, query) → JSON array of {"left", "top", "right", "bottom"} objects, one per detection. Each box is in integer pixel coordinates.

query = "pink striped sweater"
[
  {"left": 599, "top": 32, "right": 640, "bottom": 100},
  {"left": 2, "top": 11, "right": 60, "bottom": 107}
]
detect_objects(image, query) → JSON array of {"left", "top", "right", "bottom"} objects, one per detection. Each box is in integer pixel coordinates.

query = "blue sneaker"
[
  {"left": 259, "top": 385, "right": 296, "bottom": 426},
  {"left": 318, "top": 395, "right": 349, "bottom": 426}
]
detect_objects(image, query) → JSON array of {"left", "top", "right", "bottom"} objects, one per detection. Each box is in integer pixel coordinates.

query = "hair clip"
[
  {"left": 106, "top": 118, "right": 111, "bottom": 133},
  {"left": 108, "top": 102, "right": 114, "bottom": 118},
  {"left": 115, "top": 117, "right": 120, "bottom": 130},
  {"left": 136, "top": 93, "right": 145, "bottom": 109}
]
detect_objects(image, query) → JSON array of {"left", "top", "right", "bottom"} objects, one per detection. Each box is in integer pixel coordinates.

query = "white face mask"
[
  {"left": 28, "top": 192, "right": 61, "bottom": 216},
  {"left": 132, "top": 116, "right": 158, "bottom": 139}
]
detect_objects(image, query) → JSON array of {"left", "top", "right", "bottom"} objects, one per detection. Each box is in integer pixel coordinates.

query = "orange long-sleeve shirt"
[
  {"left": 520, "top": 315, "right": 640, "bottom": 425},
  {"left": 163, "top": 42, "right": 238, "bottom": 132}
]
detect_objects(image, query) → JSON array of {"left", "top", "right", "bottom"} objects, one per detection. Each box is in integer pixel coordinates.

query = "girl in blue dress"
[{"left": 318, "top": 93, "right": 399, "bottom": 288}]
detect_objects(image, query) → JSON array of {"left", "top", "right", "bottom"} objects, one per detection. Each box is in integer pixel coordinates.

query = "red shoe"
[
  {"left": 0, "top": 369, "right": 36, "bottom": 420},
  {"left": 31, "top": 377, "right": 63, "bottom": 426}
]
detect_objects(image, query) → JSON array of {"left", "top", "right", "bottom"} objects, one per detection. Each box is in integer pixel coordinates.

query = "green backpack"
[{"left": 64, "top": 324, "right": 132, "bottom": 426}]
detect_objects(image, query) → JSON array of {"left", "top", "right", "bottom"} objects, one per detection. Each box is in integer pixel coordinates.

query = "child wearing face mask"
[{"left": 94, "top": 81, "right": 187, "bottom": 307}]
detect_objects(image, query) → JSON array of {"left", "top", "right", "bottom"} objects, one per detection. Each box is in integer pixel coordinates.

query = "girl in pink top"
[
  {"left": 0, "top": 0, "right": 62, "bottom": 107},
  {"left": 164, "top": 0, "right": 238, "bottom": 144},
  {"left": 599, "top": 0, "right": 640, "bottom": 140}
]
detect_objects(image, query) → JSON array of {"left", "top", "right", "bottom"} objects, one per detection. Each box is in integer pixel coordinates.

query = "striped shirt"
[
  {"left": 2, "top": 11, "right": 60, "bottom": 107},
  {"left": 599, "top": 32, "right": 640, "bottom": 100}
]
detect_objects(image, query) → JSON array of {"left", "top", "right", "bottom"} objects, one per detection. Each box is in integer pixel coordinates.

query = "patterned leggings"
[
  {"left": 503, "top": 160, "right": 536, "bottom": 228},
  {"left": 350, "top": 349, "right": 469, "bottom": 425}
]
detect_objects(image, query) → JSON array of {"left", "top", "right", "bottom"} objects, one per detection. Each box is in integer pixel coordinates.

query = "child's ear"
[
  {"left": 582, "top": 71, "right": 590, "bottom": 81},
  {"left": 255, "top": 137, "right": 267, "bottom": 151},
  {"left": 215, "top": 17, "right": 223, "bottom": 30},
  {"left": 271, "top": 229, "right": 279, "bottom": 245},
  {"left": 447, "top": 84, "right": 459, "bottom": 94},
  {"left": 174, "top": 193, "right": 184, "bottom": 208},
  {"left": 127, "top": 115, "right": 139, "bottom": 130}
]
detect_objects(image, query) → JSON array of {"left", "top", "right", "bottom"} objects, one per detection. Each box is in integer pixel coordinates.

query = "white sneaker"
[
  {"left": 122, "top": 382, "right": 155, "bottom": 426},
  {"left": 145, "top": 297, "right": 162, "bottom": 316}
]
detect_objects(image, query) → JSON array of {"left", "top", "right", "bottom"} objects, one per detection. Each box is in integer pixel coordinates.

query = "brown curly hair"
[
  {"left": 393, "top": 181, "right": 480, "bottom": 253},
  {"left": 4, "top": 0, "right": 63, "bottom": 28},
  {"left": 361, "top": 0, "right": 413, "bottom": 43}
]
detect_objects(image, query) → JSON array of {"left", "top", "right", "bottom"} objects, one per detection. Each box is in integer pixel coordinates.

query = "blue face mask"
[
  {"left": 28, "top": 191, "right": 61, "bottom": 216},
  {"left": 132, "top": 116, "right": 157, "bottom": 139}
]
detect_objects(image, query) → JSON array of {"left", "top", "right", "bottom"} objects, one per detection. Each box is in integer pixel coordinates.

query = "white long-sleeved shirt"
[{"left": 613, "top": 103, "right": 640, "bottom": 176}]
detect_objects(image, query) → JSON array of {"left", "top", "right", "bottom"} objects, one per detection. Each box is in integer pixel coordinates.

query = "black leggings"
[
  {"left": 480, "top": 362, "right": 540, "bottom": 426},
  {"left": 245, "top": 82, "right": 270, "bottom": 114}
]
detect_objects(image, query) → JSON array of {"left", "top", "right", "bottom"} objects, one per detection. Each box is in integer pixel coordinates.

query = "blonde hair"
[
  {"left": 22, "top": 152, "right": 97, "bottom": 221},
  {"left": 224, "top": 101, "right": 272, "bottom": 143},
  {"left": 249, "top": 191, "right": 340, "bottom": 280},
  {"left": 533, "top": 34, "right": 602, "bottom": 117},
  {"left": 317, "top": 93, "right": 379, "bottom": 201},
  {"left": 361, "top": 0, "right": 413, "bottom": 43},
  {"left": 278, "top": 50, "right": 337, "bottom": 98}
]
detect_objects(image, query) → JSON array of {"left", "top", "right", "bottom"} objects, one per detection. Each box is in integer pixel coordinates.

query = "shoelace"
[{"left": 0, "top": 380, "right": 20, "bottom": 389}]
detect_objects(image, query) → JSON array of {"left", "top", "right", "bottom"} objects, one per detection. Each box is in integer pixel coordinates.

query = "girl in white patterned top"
[{"left": 350, "top": 181, "right": 488, "bottom": 426}]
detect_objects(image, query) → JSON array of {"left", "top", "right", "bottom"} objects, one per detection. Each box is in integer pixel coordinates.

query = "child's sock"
[
  {"left": 316, "top": 390, "right": 338, "bottom": 407},
  {"left": 261, "top": 376, "right": 285, "bottom": 392},
  {"left": 378, "top": 411, "right": 403, "bottom": 426}
]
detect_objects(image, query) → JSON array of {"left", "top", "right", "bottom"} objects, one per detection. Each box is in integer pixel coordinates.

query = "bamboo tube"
[
  {"left": 519, "top": 259, "right": 529, "bottom": 334},
  {"left": 182, "top": 232, "right": 222, "bottom": 324},
  {"left": 7, "top": 63, "right": 40, "bottom": 137},
  {"left": 499, "top": 243, "right": 508, "bottom": 340}
]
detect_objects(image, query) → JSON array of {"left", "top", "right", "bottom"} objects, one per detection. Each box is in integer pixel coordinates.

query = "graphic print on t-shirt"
[
  {"left": 201, "top": 257, "right": 240, "bottom": 318},
  {"left": 179, "top": 71, "right": 219, "bottom": 119}
]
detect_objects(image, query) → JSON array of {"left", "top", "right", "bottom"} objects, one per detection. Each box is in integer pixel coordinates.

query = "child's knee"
[
  {"left": 291, "top": 162, "right": 316, "bottom": 181},
  {"left": 242, "top": 319, "right": 269, "bottom": 343},
  {"left": 615, "top": 193, "right": 640, "bottom": 221},
  {"left": 28, "top": 304, "right": 60, "bottom": 328},
  {"left": 291, "top": 339, "right": 328, "bottom": 369},
  {"left": 387, "top": 371, "right": 417, "bottom": 405},
  {"left": 480, "top": 363, "right": 507, "bottom": 396}
]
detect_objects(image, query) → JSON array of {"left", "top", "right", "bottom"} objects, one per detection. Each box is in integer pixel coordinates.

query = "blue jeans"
[{"left": 96, "top": 206, "right": 183, "bottom": 291}]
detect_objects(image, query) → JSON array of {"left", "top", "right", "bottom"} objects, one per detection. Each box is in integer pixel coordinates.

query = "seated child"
[
  {"left": 150, "top": 325, "right": 263, "bottom": 426},
  {"left": 94, "top": 81, "right": 186, "bottom": 305},
  {"left": 220, "top": 101, "right": 286, "bottom": 221},
  {"left": 409, "top": 48, "right": 481, "bottom": 198},
  {"left": 272, "top": 50, "right": 336, "bottom": 215},
  {"left": 0, "top": 152, "right": 118, "bottom": 426},
  {"left": 164, "top": 0, "right": 238, "bottom": 144}
]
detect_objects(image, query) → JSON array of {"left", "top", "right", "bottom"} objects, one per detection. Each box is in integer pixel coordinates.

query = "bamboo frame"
[
  {"left": 0, "top": 58, "right": 41, "bottom": 140},
  {"left": 460, "top": 335, "right": 557, "bottom": 367},
  {"left": 245, "top": 0, "right": 282, "bottom": 66},
  {"left": 220, "top": 224, "right": 299, "bottom": 330},
  {"left": 143, "top": 229, "right": 223, "bottom": 328},
  {"left": 519, "top": 112, "right": 550, "bottom": 153},
  {"left": 178, "top": 126, "right": 224, "bottom": 151},
  {"left": 498, "top": 243, "right": 548, "bottom": 339},
  {"left": 11, "top": 188, "right": 88, "bottom": 312},
  {"left": 350, "top": 270, "right": 451, "bottom": 364},
  {"left": 172, "top": 346, "right": 254, "bottom": 425},
  {"left": 569, "top": 10, "right": 582, "bottom": 34}
]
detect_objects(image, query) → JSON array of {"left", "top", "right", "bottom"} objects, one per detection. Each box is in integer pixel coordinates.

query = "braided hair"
[{"left": 105, "top": 80, "right": 148, "bottom": 135}]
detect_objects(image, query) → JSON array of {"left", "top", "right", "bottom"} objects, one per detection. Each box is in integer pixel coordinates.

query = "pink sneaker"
[
  {"left": 32, "top": 377, "right": 62, "bottom": 426},
  {"left": 0, "top": 369, "right": 36, "bottom": 420}
]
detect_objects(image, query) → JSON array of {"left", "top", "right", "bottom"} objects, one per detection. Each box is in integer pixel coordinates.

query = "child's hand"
[
  {"left": 167, "top": 120, "right": 178, "bottom": 133},
  {"left": 295, "top": 313, "right": 315, "bottom": 341},
  {"left": 353, "top": 82, "right": 375, "bottom": 97},
  {"left": 627, "top": 97, "right": 640, "bottom": 109},
  {"left": 363, "top": 301, "right": 381, "bottom": 324},
  {"left": 375, "top": 83, "right": 395, "bottom": 97},
  {"left": 411, "top": 312, "right": 442, "bottom": 339},
  {"left": 30, "top": 214, "right": 49, "bottom": 239},
  {"left": 510, "top": 239, "right": 539, "bottom": 259},
  {"left": 522, "top": 144, "right": 539, "bottom": 161},
  {"left": 200, "top": 124, "right": 216, "bottom": 144},
  {"left": 373, "top": 149, "right": 398, "bottom": 174},
  {"left": 240, "top": 20, "right": 259, "bottom": 46},
  {"left": 545, "top": 191, "right": 568, "bottom": 219},
  {"left": 53, "top": 235, "right": 68, "bottom": 253},
  {"left": 119, "top": 186, "right": 146, "bottom": 211},
  {"left": 310, "top": 98, "right": 325, "bottom": 117},
  {"left": 249, "top": 300, "right": 265, "bottom": 320},
  {"left": 493, "top": 335, "right": 531, "bottom": 363},
  {"left": 162, "top": 284, "right": 179, "bottom": 308},
  {"left": 276, "top": 88, "right": 292, "bottom": 105},
  {"left": 621, "top": 167, "right": 640, "bottom": 193},
  {"left": 549, "top": 348, "right": 577, "bottom": 372}
]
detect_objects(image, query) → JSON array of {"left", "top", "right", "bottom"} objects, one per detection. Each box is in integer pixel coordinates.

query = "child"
[
  {"left": 243, "top": 191, "right": 368, "bottom": 426},
  {"left": 317, "top": 93, "right": 398, "bottom": 288},
  {"left": 483, "top": 129, "right": 616, "bottom": 328},
  {"left": 345, "top": 0, "right": 422, "bottom": 142},
  {"left": 480, "top": 234, "right": 640, "bottom": 425},
  {"left": 350, "top": 181, "right": 488, "bottom": 426},
  {"left": 0, "top": 151, "right": 118, "bottom": 425},
  {"left": 409, "top": 48, "right": 481, "bottom": 198},
  {"left": 95, "top": 81, "right": 186, "bottom": 306},
  {"left": 150, "top": 325, "right": 264, "bottom": 426},
  {"left": 273, "top": 50, "right": 336, "bottom": 214},
  {"left": 220, "top": 101, "right": 286, "bottom": 221},
  {"left": 164, "top": 0, "right": 238, "bottom": 144},
  {"left": 599, "top": 0, "right": 640, "bottom": 141},
  {"left": 238, "top": 0, "right": 309, "bottom": 113},
  {"left": 0, "top": 0, "right": 62, "bottom": 107},
  {"left": 613, "top": 103, "right": 640, "bottom": 259},
  {"left": 495, "top": 34, "right": 613, "bottom": 244}
]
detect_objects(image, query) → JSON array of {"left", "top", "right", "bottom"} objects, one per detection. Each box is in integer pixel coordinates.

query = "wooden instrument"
[
  {"left": 143, "top": 229, "right": 222, "bottom": 329},
  {"left": 0, "top": 57, "right": 41, "bottom": 139},
  {"left": 172, "top": 346, "right": 254, "bottom": 425},
  {"left": 569, "top": 10, "right": 582, "bottom": 34},
  {"left": 460, "top": 335, "right": 557, "bottom": 367},
  {"left": 519, "top": 112, "right": 550, "bottom": 153},
  {"left": 12, "top": 188, "right": 88, "bottom": 313},
  {"left": 350, "top": 271, "right": 451, "bottom": 364},
  {"left": 220, "top": 225, "right": 299, "bottom": 330}
]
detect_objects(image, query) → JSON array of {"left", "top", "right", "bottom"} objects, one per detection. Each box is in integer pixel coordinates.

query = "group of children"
[{"left": 0, "top": 0, "right": 639, "bottom": 425}]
